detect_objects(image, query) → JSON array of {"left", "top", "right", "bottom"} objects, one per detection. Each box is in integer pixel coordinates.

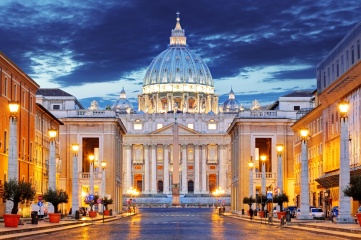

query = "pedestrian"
[{"left": 249, "top": 208, "right": 254, "bottom": 220}]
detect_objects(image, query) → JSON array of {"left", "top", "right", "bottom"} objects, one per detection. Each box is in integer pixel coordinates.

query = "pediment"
[{"left": 150, "top": 123, "right": 200, "bottom": 135}]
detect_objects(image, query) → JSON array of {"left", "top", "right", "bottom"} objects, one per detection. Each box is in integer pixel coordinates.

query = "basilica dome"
[
  {"left": 142, "top": 13, "right": 214, "bottom": 95},
  {"left": 222, "top": 88, "right": 240, "bottom": 113}
]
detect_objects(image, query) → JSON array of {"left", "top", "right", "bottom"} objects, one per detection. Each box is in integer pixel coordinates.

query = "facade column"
[
  {"left": 218, "top": 145, "right": 226, "bottom": 190},
  {"left": 144, "top": 145, "right": 150, "bottom": 193},
  {"left": 201, "top": 145, "right": 207, "bottom": 193},
  {"left": 194, "top": 145, "right": 200, "bottom": 194},
  {"left": 181, "top": 145, "right": 187, "bottom": 194},
  {"left": 163, "top": 144, "right": 170, "bottom": 194},
  {"left": 299, "top": 136, "right": 312, "bottom": 219},
  {"left": 151, "top": 145, "right": 157, "bottom": 194},
  {"left": 126, "top": 145, "right": 132, "bottom": 191}
]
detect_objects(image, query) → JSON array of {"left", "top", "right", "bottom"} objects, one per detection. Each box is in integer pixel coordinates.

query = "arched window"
[{"left": 188, "top": 180, "right": 194, "bottom": 193}]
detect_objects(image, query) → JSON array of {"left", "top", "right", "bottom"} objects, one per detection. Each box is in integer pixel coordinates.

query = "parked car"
[
  {"left": 330, "top": 206, "right": 338, "bottom": 221},
  {"left": 284, "top": 206, "right": 297, "bottom": 218},
  {"left": 310, "top": 208, "right": 325, "bottom": 220}
]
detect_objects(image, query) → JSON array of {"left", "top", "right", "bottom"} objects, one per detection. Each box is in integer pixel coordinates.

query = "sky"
[{"left": 0, "top": 0, "right": 360, "bottom": 109}]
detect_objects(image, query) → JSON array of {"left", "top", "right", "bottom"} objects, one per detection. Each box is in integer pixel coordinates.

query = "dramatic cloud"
[{"left": 0, "top": 0, "right": 360, "bottom": 108}]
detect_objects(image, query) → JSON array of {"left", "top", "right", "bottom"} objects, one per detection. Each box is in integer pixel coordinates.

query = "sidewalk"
[
  {"left": 223, "top": 212, "right": 361, "bottom": 239},
  {"left": 0, "top": 212, "right": 136, "bottom": 240}
]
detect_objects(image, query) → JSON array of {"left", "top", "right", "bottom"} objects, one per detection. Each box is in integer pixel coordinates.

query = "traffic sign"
[
  {"left": 37, "top": 201, "right": 43, "bottom": 207},
  {"left": 267, "top": 191, "right": 273, "bottom": 200},
  {"left": 38, "top": 195, "right": 42, "bottom": 201},
  {"left": 274, "top": 187, "right": 280, "bottom": 194}
]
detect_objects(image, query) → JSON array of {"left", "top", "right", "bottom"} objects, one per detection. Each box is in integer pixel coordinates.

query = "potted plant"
[
  {"left": 243, "top": 196, "right": 255, "bottom": 215},
  {"left": 256, "top": 194, "right": 267, "bottom": 218},
  {"left": 273, "top": 193, "right": 289, "bottom": 219},
  {"left": 102, "top": 197, "right": 113, "bottom": 216},
  {"left": 343, "top": 175, "right": 361, "bottom": 226},
  {"left": 43, "top": 188, "right": 69, "bottom": 223},
  {"left": 2, "top": 179, "right": 36, "bottom": 227},
  {"left": 85, "top": 194, "right": 99, "bottom": 218}
]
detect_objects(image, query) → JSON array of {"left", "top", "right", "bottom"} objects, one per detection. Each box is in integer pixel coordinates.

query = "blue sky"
[{"left": 0, "top": 0, "right": 360, "bottom": 109}]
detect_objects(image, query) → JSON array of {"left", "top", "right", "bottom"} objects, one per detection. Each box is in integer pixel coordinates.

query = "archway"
[
  {"left": 157, "top": 180, "right": 163, "bottom": 193},
  {"left": 188, "top": 180, "right": 194, "bottom": 193}
]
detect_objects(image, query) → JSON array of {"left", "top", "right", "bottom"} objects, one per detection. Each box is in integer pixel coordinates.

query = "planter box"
[
  {"left": 3, "top": 214, "right": 21, "bottom": 227},
  {"left": 356, "top": 213, "right": 361, "bottom": 227},
  {"left": 259, "top": 211, "right": 266, "bottom": 218},
  {"left": 103, "top": 210, "right": 110, "bottom": 216},
  {"left": 277, "top": 211, "right": 286, "bottom": 219},
  {"left": 89, "top": 211, "right": 97, "bottom": 218},
  {"left": 48, "top": 213, "right": 61, "bottom": 223}
]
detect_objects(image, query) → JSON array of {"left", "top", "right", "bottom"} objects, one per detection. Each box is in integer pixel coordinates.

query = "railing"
[
  {"left": 79, "top": 172, "right": 102, "bottom": 179},
  {"left": 237, "top": 110, "right": 297, "bottom": 119},
  {"left": 254, "top": 172, "right": 276, "bottom": 179}
]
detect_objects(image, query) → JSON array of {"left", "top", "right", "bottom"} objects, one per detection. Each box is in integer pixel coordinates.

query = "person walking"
[{"left": 249, "top": 208, "right": 254, "bottom": 220}]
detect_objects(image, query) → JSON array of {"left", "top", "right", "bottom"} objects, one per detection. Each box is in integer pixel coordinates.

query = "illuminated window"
[
  {"left": 210, "top": 166, "right": 216, "bottom": 170},
  {"left": 187, "top": 123, "right": 194, "bottom": 129},
  {"left": 188, "top": 166, "right": 193, "bottom": 170},
  {"left": 208, "top": 123, "right": 216, "bottom": 130},
  {"left": 135, "top": 165, "right": 142, "bottom": 170},
  {"left": 157, "top": 166, "right": 163, "bottom": 170},
  {"left": 157, "top": 123, "right": 163, "bottom": 129},
  {"left": 134, "top": 123, "right": 142, "bottom": 130}
]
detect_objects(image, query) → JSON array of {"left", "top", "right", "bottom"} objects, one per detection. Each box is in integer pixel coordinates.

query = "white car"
[{"left": 310, "top": 208, "right": 325, "bottom": 220}]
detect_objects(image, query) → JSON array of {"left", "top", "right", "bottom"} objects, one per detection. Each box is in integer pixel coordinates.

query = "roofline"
[{"left": 36, "top": 103, "right": 64, "bottom": 125}]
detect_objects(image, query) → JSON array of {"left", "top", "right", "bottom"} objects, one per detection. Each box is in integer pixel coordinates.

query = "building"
[
  {"left": 0, "top": 52, "right": 63, "bottom": 217},
  {"left": 227, "top": 91, "right": 314, "bottom": 213},
  {"left": 293, "top": 21, "right": 361, "bottom": 218},
  {"left": 36, "top": 90, "right": 127, "bottom": 213}
]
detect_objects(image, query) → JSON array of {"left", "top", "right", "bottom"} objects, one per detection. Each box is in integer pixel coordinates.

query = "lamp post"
[
  {"left": 72, "top": 144, "right": 79, "bottom": 217},
  {"left": 101, "top": 160, "right": 106, "bottom": 215},
  {"left": 276, "top": 144, "right": 284, "bottom": 194},
  {"left": 89, "top": 155, "right": 94, "bottom": 195},
  {"left": 248, "top": 157, "right": 254, "bottom": 198},
  {"left": 213, "top": 187, "right": 225, "bottom": 209},
  {"left": 48, "top": 128, "right": 57, "bottom": 190},
  {"left": 298, "top": 128, "right": 312, "bottom": 219},
  {"left": 8, "top": 101, "right": 20, "bottom": 181},
  {"left": 336, "top": 100, "right": 353, "bottom": 223},
  {"left": 260, "top": 155, "right": 266, "bottom": 196}
]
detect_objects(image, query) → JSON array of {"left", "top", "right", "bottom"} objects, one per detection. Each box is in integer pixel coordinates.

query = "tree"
[
  {"left": 43, "top": 189, "right": 69, "bottom": 213},
  {"left": 243, "top": 196, "right": 255, "bottom": 209},
  {"left": 256, "top": 194, "right": 268, "bottom": 211},
  {"left": 2, "top": 179, "right": 36, "bottom": 214},
  {"left": 85, "top": 194, "right": 99, "bottom": 211},
  {"left": 102, "top": 197, "right": 113, "bottom": 210},
  {"left": 343, "top": 175, "right": 361, "bottom": 205},
  {"left": 273, "top": 193, "right": 289, "bottom": 212}
]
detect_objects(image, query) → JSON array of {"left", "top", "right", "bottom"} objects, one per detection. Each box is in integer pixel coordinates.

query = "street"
[{"left": 20, "top": 208, "right": 349, "bottom": 240}]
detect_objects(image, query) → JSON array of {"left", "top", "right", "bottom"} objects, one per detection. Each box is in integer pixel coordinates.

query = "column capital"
[
  {"left": 151, "top": 144, "right": 157, "bottom": 149},
  {"left": 124, "top": 144, "right": 132, "bottom": 150},
  {"left": 194, "top": 144, "right": 200, "bottom": 149},
  {"left": 181, "top": 144, "right": 187, "bottom": 150},
  {"left": 163, "top": 144, "right": 170, "bottom": 149}
]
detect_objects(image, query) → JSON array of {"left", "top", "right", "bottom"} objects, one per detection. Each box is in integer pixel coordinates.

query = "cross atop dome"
[{"left": 170, "top": 12, "right": 187, "bottom": 46}]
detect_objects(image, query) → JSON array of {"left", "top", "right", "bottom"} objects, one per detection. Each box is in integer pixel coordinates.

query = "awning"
[{"left": 315, "top": 165, "right": 361, "bottom": 189}]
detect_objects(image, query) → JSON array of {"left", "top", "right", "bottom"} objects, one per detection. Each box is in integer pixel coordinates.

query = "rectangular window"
[
  {"left": 52, "top": 105, "right": 60, "bottom": 110},
  {"left": 156, "top": 123, "right": 163, "bottom": 129},
  {"left": 341, "top": 55, "right": 344, "bottom": 73},
  {"left": 187, "top": 123, "right": 194, "bottom": 129},
  {"left": 323, "top": 72, "right": 326, "bottom": 87},
  {"left": 4, "top": 77, "right": 7, "bottom": 96},
  {"left": 294, "top": 106, "right": 300, "bottom": 110},
  {"left": 134, "top": 123, "right": 142, "bottom": 130},
  {"left": 352, "top": 45, "right": 355, "bottom": 64},
  {"left": 336, "top": 60, "right": 339, "bottom": 77},
  {"left": 208, "top": 123, "right": 216, "bottom": 130},
  {"left": 358, "top": 40, "right": 360, "bottom": 59},
  {"left": 346, "top": 50, "right": 349, "bottom": 68}
]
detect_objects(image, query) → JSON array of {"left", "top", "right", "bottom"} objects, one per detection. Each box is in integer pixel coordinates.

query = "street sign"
[
  {"left": 38, "top": 195, "right": 42, "bottom": 201},
  {"left": 267, "top": 191, "right": 273, "bottom": 200},
  {"left": 37, "top": 201, "right": 43, "bottom": 207},
  {"left": 274, "top": 187, "right": 280, "bottom": 194}
]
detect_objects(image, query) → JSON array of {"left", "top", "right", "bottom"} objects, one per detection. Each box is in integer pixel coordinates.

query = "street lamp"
[
  {"left": 336, "top": 100, "right": 353, "bottom": 223},
  {"left": 298, "top": 128, "right": 312, "bottom": 219},
  {"left": 213, "top": 187, "right": 225, "bottom": 208},
  {"left": 8, "top": 101, "right": 20, "bottom": 181},
  {"left": 48, "top": 128, "right": 57, "bottom": 190},
  {"left": 276, "top": 144, "right": 284, "bottom": 194},
  {"left": 89, "top": 155, "right": 95, "bottom": 195},
  {"left": 72, "top": 143, "right": 79, "bottom": 217},
  {"left": 260, "top": 155, "right": 266, "bottom": 196}
]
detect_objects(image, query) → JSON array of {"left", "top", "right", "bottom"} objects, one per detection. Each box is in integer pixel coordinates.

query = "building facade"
[{"left": 293, "top": 21, "right": 361, "bottom": 216}]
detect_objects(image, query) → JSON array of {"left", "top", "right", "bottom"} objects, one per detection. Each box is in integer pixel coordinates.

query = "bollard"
[
  {"left": 31, "top": 211, "right": 38, "bottom": 224},
  {"left": 75, "top": 210, "right": 80, "bottom": 220}
]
